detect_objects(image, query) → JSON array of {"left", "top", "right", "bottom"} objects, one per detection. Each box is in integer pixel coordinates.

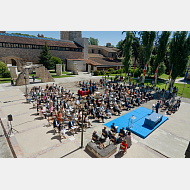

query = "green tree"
[
  {"left": 153, "top": 31, "right": 171, "bottom": 83},
  {"left": 88, "top": 37, "right": 98, "bottom": 45},
  {"left": 157, "top": 61, "right": 166, "bottom": 76},
  {"left": 51, "top": 57, "right": 62, "bottom": 72},
  {"left": 122, "top": 31, "right": 134, "bottom": 80},
  {"left": 38, "top": 42, "right": 53, "bottom": 70},
  {"left": 116, "top": 39, "right": 124, "bottom": 57},
  {"left": 169, "top": 31, "right": 190, "bottom": 87},
  {"left": 132, "top": 37, "right": 140, "bottom": 63},
  {"left": 141, "top": 31, "right": 156, "bottom": 82}
]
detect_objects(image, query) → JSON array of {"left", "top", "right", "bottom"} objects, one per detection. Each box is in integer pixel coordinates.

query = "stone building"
[{"left": 0, "top": 32, "right": 88, "bottom": 72}]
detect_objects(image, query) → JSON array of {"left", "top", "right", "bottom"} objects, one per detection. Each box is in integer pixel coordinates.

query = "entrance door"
[{"left": 11, "top": 59, "right": 17, "bottom": 66}]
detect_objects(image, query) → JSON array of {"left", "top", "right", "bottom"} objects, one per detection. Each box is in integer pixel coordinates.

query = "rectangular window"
[
  {"left": 66, "top": 48, "right": 70, "bottom": 51},
  {"left": 0, "top": 43, "right": 2, "bottom": 47}
]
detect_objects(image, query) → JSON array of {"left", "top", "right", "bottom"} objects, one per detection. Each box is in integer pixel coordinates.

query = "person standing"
[
  {"left": 155, "top": 101, "right": 160, "bottom": 113},
  {"left": 11, "top": 77, "right": 14, "bottom": 86},
  {"left": 32, "top": 75, "right": 35, "bottom": 83}
]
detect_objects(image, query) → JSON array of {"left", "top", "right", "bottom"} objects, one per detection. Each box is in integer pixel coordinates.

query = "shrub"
[
  {"left": 2, "top": 70, "right": 11, "bottom": 78},
  {"left": 108, "top": 68, "right": 114, "bottom": 74},
  {"left": 130, "top": 67, "right": 142, "bottom": 77},
  {"left": 94, "top": 70, "right": 99, "bottom": 76},
  {"left": 106, "top": 72, "right": 110, "bottom": 75},
  {"left": 99, "top": 70, "right": 105, "bottom": 75},
  {"left": 113, "top": 70, "right": 117, "bottom": 74},
  {"left": 117, "top": 69, "right": 122, "bottom": 74},
  {"left": 0, "top": 61, "right": 7, "bottom": 75}
]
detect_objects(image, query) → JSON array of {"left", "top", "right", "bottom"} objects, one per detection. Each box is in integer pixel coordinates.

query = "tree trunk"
[{"left": 169, "top": 78, "right": 175, "bottom": 89}]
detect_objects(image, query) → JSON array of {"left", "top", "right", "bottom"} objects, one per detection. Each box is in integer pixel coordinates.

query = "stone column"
[
  {"left": 36, "top": 67, "right": 40, "bottom": 78},
  {"left": 9, "top": 66, "right": 18, "bottom": 79},
  {"left": 40, "top": 66, "right": 46, "bottom": 83},
  {"left": 73, "top": 63, "right": 78, "bottom": 75},
  {"left": 63, "top": 64, "right": 66, "bottom": 72},
  {"left": 56, "top": 64, "right": 62, "bottom": 76},
  {"left": 88, "top": 64, "right": 91, "bottom": 74},
  {"left": 94, "top": 66, "right": 97, "bottom": 71}
]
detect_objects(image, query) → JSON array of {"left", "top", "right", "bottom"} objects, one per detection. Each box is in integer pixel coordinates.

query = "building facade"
[{"left": 0, "top": 32, "right": 87, "bottom": 72}]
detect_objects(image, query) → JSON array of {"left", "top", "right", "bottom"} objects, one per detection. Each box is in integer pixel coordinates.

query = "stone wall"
[
  {"left": 67, "top": 60, "right": 86, "bottom": 72},
  {"left": 0, "top": 47, "right": 84, "bottom": 65}
]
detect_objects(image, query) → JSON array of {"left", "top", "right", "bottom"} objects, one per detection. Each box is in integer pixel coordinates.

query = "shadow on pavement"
[
  {"left": 51, "top": 135, "right": 62, "bottom": 143},
  {"left": 60, "top": 147, "right": 81, "bottom": 158}
]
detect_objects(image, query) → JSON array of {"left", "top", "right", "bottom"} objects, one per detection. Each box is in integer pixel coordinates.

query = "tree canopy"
[
  {"left": 169, "top": 31, "right": 190, "bottom": 85},
  {"left": 88, "top": 37, "right": 99, "bottom": 45},
  {"left": 141, "top": 31, "right": 157, "bottom": 66},
  {"left": 122, "top": 31, "right": 134, "bottom": 77},
  {"left": 38, "top": 42, "right": 53, "bottom": 70}
]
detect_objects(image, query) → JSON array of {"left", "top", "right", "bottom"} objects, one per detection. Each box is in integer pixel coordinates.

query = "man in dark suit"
[
  {"left": 119, "top": 127, "right": 126, "bottom": 137},
  {"left": 102, "top": 127, "right": 108, "bottom": 140},
  {"left": 53, "top": 118, "right": 59, "bottom": 133},
  {"left": 111, "top": 123, "right": 117, "bottom": 133},
  {"left": 92, "top": 131, "right": 100, "bottom": 143},
  {"left": 156, "top": 101, "right": 160, "bottom": 113}
]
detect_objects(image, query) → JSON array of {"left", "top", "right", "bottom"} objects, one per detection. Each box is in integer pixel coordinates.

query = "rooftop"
[{"left": 0, "top": 33, "right": 83, "bottom": 48}]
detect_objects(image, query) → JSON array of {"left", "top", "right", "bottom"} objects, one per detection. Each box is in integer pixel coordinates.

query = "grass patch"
[
  {"left": 0, "top": 78, "right": 11, "bottom": 83},
  {"left": 51, "top": 73, "right": 74, "bottom": 78}
]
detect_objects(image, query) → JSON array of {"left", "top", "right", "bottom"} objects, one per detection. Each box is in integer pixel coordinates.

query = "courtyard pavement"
[{"left": 0, "top": 72, "right": 189, "bottom": 158}]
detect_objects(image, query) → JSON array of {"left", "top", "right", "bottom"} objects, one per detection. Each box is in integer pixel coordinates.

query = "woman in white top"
[{"left": 84, "top": 114, "right": 92, "bottom": 127}]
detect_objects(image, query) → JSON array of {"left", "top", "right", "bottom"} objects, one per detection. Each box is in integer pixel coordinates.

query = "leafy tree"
[
  {"left": 153, "top": 31, "right": 171, "bottom": 81},
  {"left": 10, "top": 33, "right": 36, "bottom": 37},
  {"left": 38, "top": 42, "right": 53, "bottom": 70},
  {"left": 88, "top": 37, "right": 98, "bottom": 45},
  {"left": 142, "top": 31, "right": 157, "bottom": 66},
  {"left": 132, "top": 37, "right": 140, "bottom": 63},
  {"left": 51, "top": 57, "right": 62, "bottom": 72},
  {"left": 122, "top": 31, "right": 134, "bottom": 80},
  {"left": 157, "top": 61, "right": 166, "bottom": 76},
  {"left": 116, "top": 39, "right": 124, "bottom": 57},
  {"left": 169, "top": 31, "right": 190, "bottom": 87},
  {"left": 141, "top": 31, "right": 156, "bottom": 82}
]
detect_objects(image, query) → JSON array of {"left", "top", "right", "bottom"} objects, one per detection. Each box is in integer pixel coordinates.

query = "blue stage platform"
[{"left": 104, "top": 107, "right": 169, "bottom": 139}]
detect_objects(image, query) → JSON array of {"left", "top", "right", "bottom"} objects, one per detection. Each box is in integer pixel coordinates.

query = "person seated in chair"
[
  {"left": 101, "top": 127, "right": 108, "bottom": 140},
  {"left": 90, "top": 107, "right": 95, "bottom": 119},
  {"left": 119, "top": 127, "right": 126, "bottom": 138},
  {"left": 69, "top": 118, "right": 77, "bottom": 135},
  {"left": 53, "top": 118, "right": 59, "bottom": 133},
  {"left": 109, "top": 133, "right": 118, "bottom": 145},
  {"left": 92, "top": 131, "right": 100, "bottom": 143},
  {"left": 119, "top": 139, "right": 127, "bottom": 154},
  {"left": 111, "top": 123, "right": 118, "bottom": 133}
]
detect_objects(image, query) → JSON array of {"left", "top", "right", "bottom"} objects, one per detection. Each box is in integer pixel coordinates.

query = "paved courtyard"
[{"left": 0, "top": 72, "right": 189, "bottom": 158}]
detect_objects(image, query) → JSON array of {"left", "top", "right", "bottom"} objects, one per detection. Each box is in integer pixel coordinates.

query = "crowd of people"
[{"left": 26, "top": 76, "right": 182, "bottom": 147}]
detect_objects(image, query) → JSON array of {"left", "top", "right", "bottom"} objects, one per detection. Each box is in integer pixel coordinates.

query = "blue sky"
[{"left": 6, "top": 31, "right": 126, "bottom": 47}]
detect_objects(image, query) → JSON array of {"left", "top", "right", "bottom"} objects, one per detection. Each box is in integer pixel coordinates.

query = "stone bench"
[{"left": 86, "top": 141, "right": 117, "bottom": 158}]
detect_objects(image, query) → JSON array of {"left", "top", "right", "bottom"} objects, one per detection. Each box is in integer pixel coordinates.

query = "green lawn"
[
  {"left": 158, "top": 74, "right": 183, "bottom": 80},
  {"left": 128, "top": 78, "right": 190, "bottom": 99},
  {"left": 50, "top": 73, "right": 74, "bottom": 78},
  {"left": 0, "top": 77, "right": 11, "bottom": 84}
]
